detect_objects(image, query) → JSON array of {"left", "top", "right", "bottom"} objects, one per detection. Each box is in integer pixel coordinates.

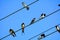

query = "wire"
[
  {"left": 0, "top": 34, "right": 10, "bottom": 40},
  {"left": 45, "top": 31, "right": 57, "bottom": 38},
  {"left": 0, "top": 0, "right": 39, "bottom": 40},
  {"left": 28, "top": 24, "right": 60, "bottom": 40},
  {"left": 0, "top": 0, "right": 39, "bottom": 22},
  {"left": 39, "top": 31, "right": 57, "bottom": 40},
  {"left": 0, "top": 8, "right": 60, "bottom": 40},
  {"left": 15, "top": 8, "right": 60, "bottom": 33}
]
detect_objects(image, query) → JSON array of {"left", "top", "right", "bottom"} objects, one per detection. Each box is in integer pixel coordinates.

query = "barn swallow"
[
  {"left": 40, "top": 13, "right": 46, "bottom": 19},
  {"left": 55, "top": 25, "right": 60, "bottom": 32},
  {"left": 22, "top": 2, "right": 29, "bottom": 10},
  {"left": 21, "top": 23, "right": 25, "bottom": 33},
  {"left": 30, "top": 18, "right": 36, "bottom": 25},
  {"left": 9, "top": 29, "right": 16, "bottom": 37}
]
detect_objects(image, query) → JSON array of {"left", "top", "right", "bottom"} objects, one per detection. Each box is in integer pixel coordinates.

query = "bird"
[
  {"left": 40, "top": 13, "right": 46, "bottom": 19},
  {"left": 38, "top": 34, "right": 45, "bottom": 40},
  {"left": 30, "top": 18, "right": 36, "bottom": 25},
  {"left": 22, "top": 2, "right": 29, "bottom": 10},
  {"left": 21, "top": 23, "right": 25, "bottom": 33},
  {"left": 40, "top": 34, "right": 45, "bottom": 39},
  {"left": 55, "top": 25, "right": 60, "bottom": 33},
  {"left": 9, "top": 29, "right": 16, "bottom": 37}
]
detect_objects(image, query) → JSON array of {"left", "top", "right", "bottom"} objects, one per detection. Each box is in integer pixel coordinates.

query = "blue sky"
[{"left": 0, "top": 0, "right": 60, "bottom": 40}]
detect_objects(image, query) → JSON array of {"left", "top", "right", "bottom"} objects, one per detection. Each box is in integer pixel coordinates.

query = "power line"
[
  {"left": 0, "top": 0, "right": 39, "bottom": 22},
  {"left": 0, "top": 34, "right": 10, "bottom": 40},
  {"left": 15, "top": 9, "right": 60, "bottom": 33},
  {"left": 39, "top": 31, "right": 57, "bottom": 40},
  {"left": 18, "top": 8, "right": 60, "bottom": 33},
  {"left": 29, "top": 27, "right": 54, "bottom": 40},
  {"left": 45, "top": 31, "right": 57, "bottom": 38},
  {"left": 0, "top": 8, "right": 60, "bottom": 40},
  {"left": 28, "top": 24, "right": 60, "bottom": 40},
  {"left": 29, "top": 24, "right": 60, "bottom": 40}
]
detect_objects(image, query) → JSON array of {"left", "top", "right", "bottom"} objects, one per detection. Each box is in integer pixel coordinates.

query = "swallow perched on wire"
[
  {"left": 40, "top": 13, "right": 46, "bottom": 19},
  {"left": 40, "top": 34, "right": 45, "bottom": 39},
  {"left": 9, "top": 29, "right": 16, "bottom": 37},
  {"left": 30, "top": 18, "right": 36, "bottom": 25},
  {"left": 22, "top": 2, "right": 29, "bottom": 10},
  {"left": 38, "top": 34, "right": 45, "bottom": 40},
  {"left": 21, "top": 23, "right": 25, "bottom": 33},
  {"left": 55, "top": 25, "right": 60, "bottom": 33}
]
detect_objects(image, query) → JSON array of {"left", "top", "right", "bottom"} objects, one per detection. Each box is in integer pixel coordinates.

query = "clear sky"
[{"left": 0, "top": 0, "right": 60, "bottom": 40}]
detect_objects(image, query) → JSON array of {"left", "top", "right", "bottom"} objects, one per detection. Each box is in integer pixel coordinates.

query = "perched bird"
[
  {"left": 55, "top": 25, "right": 60, "bottom": 33},
  {"left": 22, "top": 2, "right": 29, "bottom": 10},
  {"left": 30, "top": 18, "right": 36, "bottom": 25},
  {"left": 40, "top": 34, "right": 45, "bottom": 39},
  {"left": 21, "top": 23, "right": 25, "bottom": 33},
  {"left": 40, "top": 13, "right": 46, "bottom": 19},
  {"left": 9, "top": 29, "right": 16, "bottom": 37},
  {"left": 38, "top": 34, "right": 45, "bottom": 40}
]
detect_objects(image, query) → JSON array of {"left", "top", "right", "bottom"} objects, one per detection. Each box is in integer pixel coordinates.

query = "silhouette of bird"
[
  {"left": 30, "top": 18, "right": 36, "bottom": 25},
  {"left": 9, "top": 29, "right": 16, "bottom": 37},
  {"left": 22, "top": 2, "right": 29, "bottom": 10},
  {"left": 40, "top": 13, "right": 46, "bottom": 19},
  {"left": 21, "top": 23, "right": 25, "bottom": 33},
  {"left": 55, "top": 25, "right": 60, "bottom": 33}
]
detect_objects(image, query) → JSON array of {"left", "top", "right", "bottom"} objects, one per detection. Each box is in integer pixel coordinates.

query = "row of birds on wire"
[
  {"left": 9, "top": 13, "right": 60, "bottom": 40},
  {"left": 0, "top": 9, "right": 60, "bottom": 40},
  {"left": 9, "top": 13, "right": 46, "bottom": 37},
  {"left": 0, "top": 0, "right": 60, "bottom": 40},
  {"left": 9, "top": 3, "right": 60, "bottom": 40},
  {"left": 0, "top": 0, "right": 39, "bottom": 40},
  {"left": 29, "top": 4, "right": 60, "bottom": 40}
]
